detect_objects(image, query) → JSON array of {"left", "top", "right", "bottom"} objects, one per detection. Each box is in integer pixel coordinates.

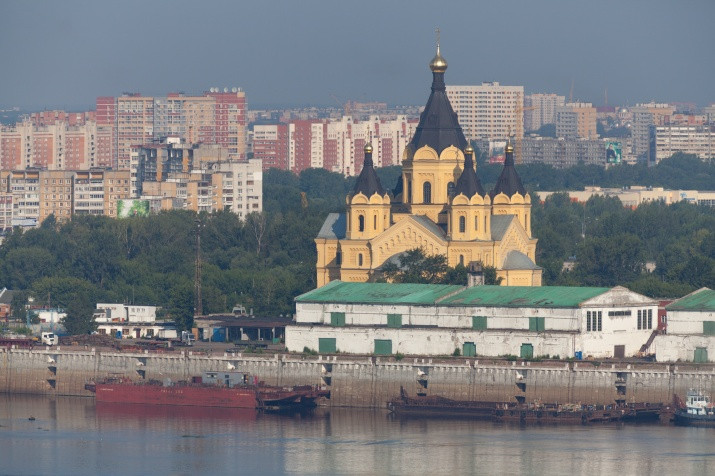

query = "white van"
[{"left": 41, "top": 332, "right": 58, "bottom": 346}]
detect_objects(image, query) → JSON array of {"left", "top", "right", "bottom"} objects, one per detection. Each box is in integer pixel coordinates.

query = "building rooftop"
[
  {"left": 666, "top": 288, "right": 715, "bottom": 312},
  {"left": 296, "top": 281, "right": 462, "bottom": 305},
  {"left": 440, "top": 285, "right": 610, "bottom": 308},
  {"left": 297, "top": 281, "right": 612, "bottom": 308}
]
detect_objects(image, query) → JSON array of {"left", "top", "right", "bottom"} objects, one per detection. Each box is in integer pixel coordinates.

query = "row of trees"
[{"left": 0, "top": 153, "right": 711, "bottom": 333}]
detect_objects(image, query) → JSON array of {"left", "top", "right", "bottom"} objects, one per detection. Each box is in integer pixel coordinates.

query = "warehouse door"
[
  {"left": 374, "top": 339, "right": 393, "bottom": 355},
  {"left": 694, "top": 347, "right": 708, "bottom": 363},
  {"left": 318, "top": 338, "right": 337, "bottom": 354},
  {"left": 614, "top": 345, "right": 625, "bottom": 359},
  {"left": 520, "top": 343, "right": 533, "bottom": 359},
  {"left": 463, "top": 342, "right": 476, "bottom": 357}
]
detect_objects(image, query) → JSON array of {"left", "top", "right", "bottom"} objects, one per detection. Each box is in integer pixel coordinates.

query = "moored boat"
[
  {"left": 388, "top": 387, "right": 635, "bottom": 424},
  {"left": 673, "top": 390, "right": 715, "bottom": 427},
  {"left": 85, "top": 371, "right": 330, "bottom": 412}
]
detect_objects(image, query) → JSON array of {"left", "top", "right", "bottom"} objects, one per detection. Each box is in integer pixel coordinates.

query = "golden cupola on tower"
[{"left": 314, "top": 43, "right": 541, "bottom": 288}]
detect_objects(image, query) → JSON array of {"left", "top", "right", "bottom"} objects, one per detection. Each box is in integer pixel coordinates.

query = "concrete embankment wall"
[{"left": 1, "top": 347, "right": 713, "bottom": 407}]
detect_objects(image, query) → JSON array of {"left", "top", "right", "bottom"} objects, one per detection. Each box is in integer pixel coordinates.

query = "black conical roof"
[
  {"left": 353, "top": 147, "right": 385, "bottom": 197},
  {"left": 453, "top": 149, "right": 485, "bottom": 198},
  {"left": 408, "top": 68, "right": 468, "bottom": 155},
  {"left": 489, "top": 146, "right": 527, "bottom": 198}
]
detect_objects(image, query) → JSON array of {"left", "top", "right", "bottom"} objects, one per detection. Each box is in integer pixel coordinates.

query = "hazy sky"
[{"left": 1, "top": 0, "right": 713, "bottom": 111}]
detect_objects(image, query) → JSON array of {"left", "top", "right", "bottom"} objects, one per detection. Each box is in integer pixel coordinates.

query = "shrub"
[{"left": 452, "top": 348, "right": 461, "bottom": 357}]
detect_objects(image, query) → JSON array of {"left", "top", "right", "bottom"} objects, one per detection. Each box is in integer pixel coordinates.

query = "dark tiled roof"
[
  {"left": 490, "top": 215, "right": 514, "bottom": 241},
  {"left": 502, "top": 250, "right": 541, "bottom": 270},
  {"left": 412, "top": 215, "right": 447, "bottom": 239},
  {"left": 352, "top": 150, "right": 385, "bottom": 197},
  {"left": 408, "top": 70, "right": 468, "bottom": 155},
  {"left": 316, "top": 213, "right": 346, "bottom": 239},
  {"left": 490, "top": 147, "right": 527, "bottom": 198},
  {"left": 452, "top": 151, "right": 485, "bottom": 198}
]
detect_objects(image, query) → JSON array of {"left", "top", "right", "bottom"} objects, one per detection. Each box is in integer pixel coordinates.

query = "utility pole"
[{"left": 194, "top": 217, "right": 203, "bottom": 317}]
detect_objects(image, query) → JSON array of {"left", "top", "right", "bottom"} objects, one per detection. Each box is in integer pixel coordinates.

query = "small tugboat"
[
  {"left": 85, "top": 371, "right": 330, "bottom": 412},
  {"left": 673, "top": 390, "right": 715, "bottom": 427}
]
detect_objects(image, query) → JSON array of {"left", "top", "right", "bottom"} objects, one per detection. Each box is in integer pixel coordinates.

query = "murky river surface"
[{"left": 0, "top": 394, "right": 714, "bottom": 475}]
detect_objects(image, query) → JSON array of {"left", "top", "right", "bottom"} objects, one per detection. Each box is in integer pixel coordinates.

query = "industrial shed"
[{"left": 286, "top": 281, "right": 660, "bottom": 359}]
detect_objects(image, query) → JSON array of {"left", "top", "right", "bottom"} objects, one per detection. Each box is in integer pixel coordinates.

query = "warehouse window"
[
  {"left": 387, "top": 314, "right": 402, "bottom": 328},
  {"left": 703, "top": 321, "right": 715, "bottom": 336},
  {"left": 472, "top": 316, "right": 488, "bottom": 330},
  {"left": 586, "top": 311, "right": 602, "bottom": 332},
  {"left": 529, "top": 317, "right": 545, "bottom": 332},
  {"left": 330, "top": 312, "right": 345, "bottom": 327}
]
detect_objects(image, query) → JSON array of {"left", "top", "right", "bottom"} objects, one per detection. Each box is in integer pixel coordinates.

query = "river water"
[{"left": 0, "top": 394, "right": 714, "bottom": 475}]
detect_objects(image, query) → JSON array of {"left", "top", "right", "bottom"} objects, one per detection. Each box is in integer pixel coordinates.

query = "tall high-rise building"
[
  {"left": 445, "top": 82, "right": 524, "bottom": 141},
  {"left": 524, "top": 93, "right": 565, "bottom": 131},
  {"left": 556, "top": 103, "right": 597, "bottom": 139},
  {"left": 654, "top": 125, "right": 715, "bottom": 162},
  {"left": 96, "top": 89, "right": 246, "bottom": 171},
  {"left": 253, "top": 124, "right": 289, "bottom": 170},
  {"left": 115, "top": 94, "right": 155, "bottom": 170},
  {"left": 253, "top": 116, "right": 416, "bottom": 175},
  {"left": 631, "top": 103, "right": 675, "bottom": 160},
  {"left": 0, "top": 120, "right": 98, "bottom": 170}
]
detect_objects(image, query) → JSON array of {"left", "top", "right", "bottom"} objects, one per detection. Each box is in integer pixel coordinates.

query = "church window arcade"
[{"left": 423, "top": 182, "right": 431, "bottom": 204}]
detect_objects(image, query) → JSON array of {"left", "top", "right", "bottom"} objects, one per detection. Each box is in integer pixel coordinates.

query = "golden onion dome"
[
  {"left": 429, "top": 45, "right": 448, "bottom": 73},
  {"left": 364, "top": 142, "right": 373, "bottom": 154},
  {"left": 464, "top": 144, "right": 474, "bottom": 155},
  {"left": 505, "top": 140, "right": 514, "bottom": 153}
]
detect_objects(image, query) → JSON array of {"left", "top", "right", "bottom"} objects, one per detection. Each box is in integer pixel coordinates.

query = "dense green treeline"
[{"left": 0, "top": 154, "right": 712, "bottom": 333}]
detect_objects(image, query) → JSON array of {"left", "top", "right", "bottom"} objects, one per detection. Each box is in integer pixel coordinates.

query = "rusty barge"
[{"left": 85, "top": 371, "right": 330, "bottom": 412}]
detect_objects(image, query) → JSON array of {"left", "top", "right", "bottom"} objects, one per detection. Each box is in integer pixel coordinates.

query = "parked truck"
[{"left": 41, "top": 332, "right": 58, "bottom": 346}]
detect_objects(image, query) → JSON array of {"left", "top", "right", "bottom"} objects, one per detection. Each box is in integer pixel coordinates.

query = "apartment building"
[
  {"left": 254, "top": 115, "right": 416, "bottom": 175},
  {"left": 445, "top": 82, "right": 524, "bottom": 141},
  {"left": 631, "top": 103, "right": 675, "bottom": 160},
  {"left": 210, "top": 159, "right": 263, "bottom": 218},
  {"left": 555, "top": 103, "right": 597, "bottom": 139},
  {"left": 134, "top": 138, "right": 263, "bottom": 218},
  {"left": 253, "top": 124, "right": 289, "bottom": 170},
  {"left": 654, "top": 125, "right": 715, "bottom": 162},
  {"left": 0, "top": 169, "right": 130, "bottom": 225},
  {"left": 521, "top": 137, "right": 605, "bottom": 168},
  {"left": 0, "top": 120, "right": 98, "bottom": 170},
  {"left": 524, "top": 93, "right": 565, "bottom": 131},
  {"left": 96, "top": 89, "right": 246, "bottom": 171},
  {"left": 0, "top": 193, "right": 13, "bottom": 232}
]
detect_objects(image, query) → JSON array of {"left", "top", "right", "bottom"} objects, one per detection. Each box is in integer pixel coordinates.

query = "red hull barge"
[{"left": 85, "top": 371, "right": 330, "bottom": 412}]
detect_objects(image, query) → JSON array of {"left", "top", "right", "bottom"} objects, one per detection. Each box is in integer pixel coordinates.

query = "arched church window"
[
  {"left": 459, "top": 255, "right": 464, "bottom": 266},
  {"left": 423, "top": 182, "right": 431, "bottom": 204},
  {"left": 358, "top": 215, "right": 365, "bottom": 232},
  {"left": 447, "top": 182, "right": 455, "bottom": 198},
  {"left": 373, "top": 214, "right": 377, "bottom": 230},
  {"left": 358, "top": 254, "right": 363, "bottom": 267},
  {"left": 407, "top": 181, "right": 412, "bottom": 203},
  {"left": 475, "top": 215, "right": 479, "bottom": 231},
  {"left": 459, "top": 216, "right": 465, "bottom": 233}
]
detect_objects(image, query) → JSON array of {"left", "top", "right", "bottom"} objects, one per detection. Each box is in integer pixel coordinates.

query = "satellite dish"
[
  {"left": 224, "top": 87, "right": 228, "bottom": 93},
  {"left": 231, "top": 87, "right": 237, "bottom": 93}
]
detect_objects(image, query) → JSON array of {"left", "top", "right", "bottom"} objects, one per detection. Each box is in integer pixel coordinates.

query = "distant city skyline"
[{"left": 1, "top": 0, "right": 713, "bottom": 111}]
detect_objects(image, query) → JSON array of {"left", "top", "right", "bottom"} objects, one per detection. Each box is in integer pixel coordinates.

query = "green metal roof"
[
  {"left": 437, "top": 285, "right": 610, "bottom": 308},
  {"left": 295, "top": 281, "right": 463, "bottom": 305},
  {"left": 666, "top": 288, "right": 715, "bottom": 312},
  {"left": 296, "top": 281, "right": 611, "bottom": 308}
]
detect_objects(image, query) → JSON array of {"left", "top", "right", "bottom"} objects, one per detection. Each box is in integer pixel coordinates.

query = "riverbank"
[{"left": 1, "top": 346, "right": 713, "bottom": 408}]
